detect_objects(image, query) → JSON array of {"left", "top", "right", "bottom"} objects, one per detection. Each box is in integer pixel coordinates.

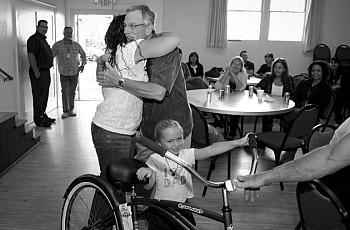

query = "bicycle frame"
[
  {"left": 61, "top": 134, "right": 258, "bottom": 230},
  {"left": 131, "top": 133, "right": 259, "bottom": 230}
]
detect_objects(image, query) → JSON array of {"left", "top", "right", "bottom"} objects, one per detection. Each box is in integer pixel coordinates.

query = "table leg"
[{"left": 223, "top": 115, "right": 231, "bottom": 179}]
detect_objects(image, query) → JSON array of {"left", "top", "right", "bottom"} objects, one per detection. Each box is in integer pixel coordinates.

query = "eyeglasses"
[{"left": 123, "top": 23, "right": 145, "bottom": 30}]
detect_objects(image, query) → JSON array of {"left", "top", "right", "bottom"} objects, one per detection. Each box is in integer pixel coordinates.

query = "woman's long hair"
[
  {"left": 271, "top": 58, "right": 289, "bottom": 81},
  {"left": 188, "top": 52, "right": 200, "bottom": 65},
  {"left": 104, "top": 14, "right": 127, "bottom": 66}
]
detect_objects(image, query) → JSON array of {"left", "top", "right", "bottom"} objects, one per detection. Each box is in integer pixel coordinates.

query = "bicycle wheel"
[{"left": 61, "top": 174, "right": 123, "bottom": 230}]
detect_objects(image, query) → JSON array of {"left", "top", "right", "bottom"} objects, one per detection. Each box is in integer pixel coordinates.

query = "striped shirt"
[{"left": 52, "top": 39, "right": 87, "bottom": 76}]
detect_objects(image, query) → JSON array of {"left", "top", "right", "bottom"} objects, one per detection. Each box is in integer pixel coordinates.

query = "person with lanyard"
[{"left": 52, "top": 26, "right": 87, "bottom": 118}]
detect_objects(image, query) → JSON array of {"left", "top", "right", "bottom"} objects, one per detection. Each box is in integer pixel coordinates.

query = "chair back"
[
  {"left": 321, "top": 91, "right": 335, "bottom": 122},
  {"left": 292, "top": 73, "right": 308, "bottom": 89},
  {"left": 306, "top": 123, "right": 336, "bottom": 153},
  {"left": 296, "top": 180, "right": 349, "bottom": 230},
  {"left": 189, "top": 103, "right": 210, "bottom": 148},
  {"left": 287, "top": 104, "right": 319, "bottom": 139},
  {"left": 313, "top": 43, "right": 331, "bottom": 63},
  {"left": 335, "top": 44, "right": 350, "bottom": 71}
]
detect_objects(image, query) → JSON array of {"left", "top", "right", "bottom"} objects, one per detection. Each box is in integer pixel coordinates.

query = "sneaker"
[
  {"left": 36, "top": 121, "right": 51, "bottom": 128},
  {"left": 62, "top": 113, "right": 69, "bottom": 119},
  {"left": 68, "top": 111, "right": 76, "bottom": 117}
]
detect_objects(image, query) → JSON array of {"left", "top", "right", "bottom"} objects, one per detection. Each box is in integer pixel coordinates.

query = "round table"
[
  {"left": 205, "top": 76, "right": 261, "bottom": 86},
  {"left": 187, "top": 89, "right": 295, "bottom": 179},
  {"left": 187, "top": 89, "right": 295, "bottom": 116}
]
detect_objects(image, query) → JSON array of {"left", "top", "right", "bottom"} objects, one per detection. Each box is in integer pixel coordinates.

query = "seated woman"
[
  {"left": 255, "top": 58, "right": 294, "bottom": 132},
  {"left": 186, "top": 51, "right": 204, "bottom": 78},
  {"left": 215, "top": 56, "right": 248, "bottom": 91},
  {"left": 284, "top": 61, "right": 332, "bottom": 126},
  {"left": 215, "top": 56, "right": 248, "bottom": 138},
  {"left": 329, "top": 57, "right": 347, "bottom": 125}
]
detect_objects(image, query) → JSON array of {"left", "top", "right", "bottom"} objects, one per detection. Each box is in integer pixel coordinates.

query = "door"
[
  {"left": 75, "top": 14, "right": 114, "bottom": 101},
  {"left": 16, "top": 0, "right": 57, "bottom": 124}
]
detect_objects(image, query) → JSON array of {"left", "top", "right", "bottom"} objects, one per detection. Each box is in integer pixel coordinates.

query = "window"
[{"left": 227, "top": 0, "right": 306, "bottom": 41}]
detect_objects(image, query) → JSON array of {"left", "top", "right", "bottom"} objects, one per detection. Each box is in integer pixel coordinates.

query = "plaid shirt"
[{"left": 52, "top": 39, "right": 86, "bottom": 76}]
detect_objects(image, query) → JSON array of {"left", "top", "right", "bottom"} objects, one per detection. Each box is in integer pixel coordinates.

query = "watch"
[{"left": 118, "top": 78, "right": 125, "bottom": 88}]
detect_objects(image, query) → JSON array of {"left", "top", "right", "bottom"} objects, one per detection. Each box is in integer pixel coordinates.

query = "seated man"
[
  {"left": 240, "top": 50, "right": 255, "bottom": 77},
  {"left": 255, "top": 52, "right": 274, "bottom": 78}
]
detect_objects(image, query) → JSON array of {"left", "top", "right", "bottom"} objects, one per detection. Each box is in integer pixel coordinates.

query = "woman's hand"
[{"left": 96, "top": 62, "right": 123, "bottom": 88}]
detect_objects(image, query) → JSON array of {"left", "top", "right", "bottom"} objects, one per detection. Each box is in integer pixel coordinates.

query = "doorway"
[
  {"left": 16, "top": 0, "right": 57, "bottom": 123},
  {"left": 74, "top": 14, "right": 113, "bottom": 101}
]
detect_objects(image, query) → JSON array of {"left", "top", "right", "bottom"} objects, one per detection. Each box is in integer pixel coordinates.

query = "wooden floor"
[{"left": 0, "top": 101, "right": 299, "bottom": 230}]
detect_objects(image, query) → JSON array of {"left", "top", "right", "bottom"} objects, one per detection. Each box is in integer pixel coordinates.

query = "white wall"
[
  {"left": 163, "top": 0, "right": 350, "bottom": 75},
  {"left": 65, "top": 0, "right": 163, "bottom": 33},
  {"left": 0, "top": 0, "right": 18, "bottom": 112}
]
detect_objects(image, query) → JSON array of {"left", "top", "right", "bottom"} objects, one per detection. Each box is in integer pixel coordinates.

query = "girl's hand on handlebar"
[
  {"left": 136, "top": 167, "right": 153, "bottom": 181},
  {"left": 236, "top": 132, "right": 252, "bottom": 147}
]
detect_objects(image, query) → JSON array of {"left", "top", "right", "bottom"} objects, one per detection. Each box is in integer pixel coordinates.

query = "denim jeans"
[
  {"left": 91, "top": 122, "right": 135, "bottom": 178},
  {"left": 60, "top": 74, "right": 78, "bottom": 113}
]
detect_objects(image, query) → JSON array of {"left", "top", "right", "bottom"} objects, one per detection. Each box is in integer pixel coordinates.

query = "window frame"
[{"left": 227, "top": 0, "right": 306, "bottom": 42}]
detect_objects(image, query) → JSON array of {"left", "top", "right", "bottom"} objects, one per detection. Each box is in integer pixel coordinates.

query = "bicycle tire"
[{"left": 61, "top": 174, "right": 123, "bottom": 230}]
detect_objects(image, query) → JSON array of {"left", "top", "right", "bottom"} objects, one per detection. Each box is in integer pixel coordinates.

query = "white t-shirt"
[
  {"left": 146, "top": 148, "right": 195, "bottom": 202},
  {"left": 271, "top": 83, "right": 283, "bottom": 96},
  {"left": 93, "top": 39, "right": 148, "bottom": 135}
]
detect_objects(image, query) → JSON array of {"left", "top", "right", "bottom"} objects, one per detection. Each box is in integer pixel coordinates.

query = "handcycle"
[{"left": 61, "top": 133, "right": 259, "bottom": 230}]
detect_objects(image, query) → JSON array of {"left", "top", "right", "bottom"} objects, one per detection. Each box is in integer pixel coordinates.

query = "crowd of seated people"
[{"left": 183, "top": 47, "right": 348, "bottom": 133}]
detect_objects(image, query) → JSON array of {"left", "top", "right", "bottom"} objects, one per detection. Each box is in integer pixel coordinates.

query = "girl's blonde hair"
[{"left": 154, "top": 119, "right": 183, "bottom": 142}]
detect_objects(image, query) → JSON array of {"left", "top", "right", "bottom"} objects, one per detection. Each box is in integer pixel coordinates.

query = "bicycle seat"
[{"left": 106, "top": 158, "right": 147, "bottom": 184}]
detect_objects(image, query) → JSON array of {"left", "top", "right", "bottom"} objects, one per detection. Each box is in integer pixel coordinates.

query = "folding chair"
[
  {"left": 295, "top": 180, "right": 349, "bottom": 230},
  {"left": 256, "top": 104, "right": 319, "bottom": 190},
  {"left": 335, "top": 44, "right": 350, "bottom": 71},
  {"left": 189, "top": 103, "right": 225, "bottom": 197},
  {"left": 313, "top": 43, "right": 331, "bottom": 63}
]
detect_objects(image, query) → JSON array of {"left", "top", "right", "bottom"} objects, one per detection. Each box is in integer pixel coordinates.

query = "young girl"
[{"left": 136, "top": 119, "right": 249, "bottom": 229}]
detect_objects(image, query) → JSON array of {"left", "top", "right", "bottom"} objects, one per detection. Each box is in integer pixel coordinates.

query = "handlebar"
[{"left": 137, "top": 133, "right": 259, "bottom": 191}]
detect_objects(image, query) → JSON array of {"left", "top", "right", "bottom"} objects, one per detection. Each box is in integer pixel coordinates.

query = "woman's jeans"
[{"left": 91, "top": 122, "right": 135, "bottom": 178}]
